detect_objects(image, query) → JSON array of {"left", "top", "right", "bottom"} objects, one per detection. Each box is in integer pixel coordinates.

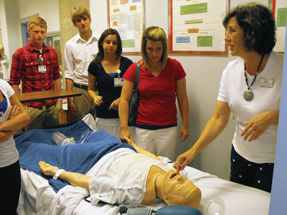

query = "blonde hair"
[
  {"left": 28, "top": 16, "right": 47, "bottom": 30},
  {"left": 71, "top": 6, "right": 91, "bottom": 24},
  {"left": 141, "top": 26, "right": 168, "bottom": 69}
]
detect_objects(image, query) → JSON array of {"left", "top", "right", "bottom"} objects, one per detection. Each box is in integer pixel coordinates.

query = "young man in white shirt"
[{"left": 64, "top": 6, "right": 100, "bottom": 122}]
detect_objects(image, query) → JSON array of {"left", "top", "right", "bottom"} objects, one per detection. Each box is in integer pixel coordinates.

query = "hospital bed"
[{"left": 16, "top": 115, "right": 271, "bottom": 215}]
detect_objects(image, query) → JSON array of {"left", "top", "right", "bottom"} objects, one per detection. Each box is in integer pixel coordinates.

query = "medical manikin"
[{"left": 39, "top": 137, "right": 201, "bottom": 208}]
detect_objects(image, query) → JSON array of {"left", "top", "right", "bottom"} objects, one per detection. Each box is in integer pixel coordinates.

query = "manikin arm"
[
  {"left": 38, "top": 161, "right": 91, "bottom": 191},
  {"left": 38, "top": 137, "right": 161, "bottom": 190},
  {"left": 124, "top": 136, "right": 161, "bottom": 161}
]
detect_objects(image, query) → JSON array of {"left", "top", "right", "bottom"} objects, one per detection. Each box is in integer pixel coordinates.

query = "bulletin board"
[
  {"left": 272, "top": 0, "right": 287, "bottom": 53},
  {"left": 108, "top": 0, "right": 145, "bottom": 55},
  {"left": 169, "top": 0, "right": 229, "bottom": 56}
]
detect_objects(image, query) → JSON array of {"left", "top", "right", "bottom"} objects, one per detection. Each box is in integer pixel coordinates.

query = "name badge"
[
  {"left": 38, "top": 65, "right": 46, "bottom": 73},
  {"left": 114, "top": 78, "right": 124, "bottom": 87},
  {"left": 0, "top": 111, "right": 4, "bottom": 122},
  {"left": 259, "top": 78, "right": 274, "bottom": 88}
]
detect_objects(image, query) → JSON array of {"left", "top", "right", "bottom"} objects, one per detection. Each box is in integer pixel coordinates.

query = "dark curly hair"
[
  {"left": 223, "top": 3, "right": 276, "bottom": 55},
  {"left": 94, "top": 28, "right": 122, "bottom": 63}
]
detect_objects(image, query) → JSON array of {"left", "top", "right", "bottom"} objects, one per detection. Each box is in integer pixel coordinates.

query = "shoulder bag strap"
[{"left": 133, "top": 62, "right": 140, "bottom": 90}]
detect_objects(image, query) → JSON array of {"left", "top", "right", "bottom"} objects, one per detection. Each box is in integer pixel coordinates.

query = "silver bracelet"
[{"left": 53, "top": 169, "right": 65, "bottom": 180}]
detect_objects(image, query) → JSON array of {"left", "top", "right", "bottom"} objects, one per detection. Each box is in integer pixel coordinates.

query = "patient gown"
[{"left": 89, "top": 152, "right": 170, "bottom": 206}]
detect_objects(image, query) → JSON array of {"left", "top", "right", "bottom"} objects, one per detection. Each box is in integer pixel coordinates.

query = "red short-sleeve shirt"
[{"left": 123, "top": 58, "right": 186, "bottom": 126}]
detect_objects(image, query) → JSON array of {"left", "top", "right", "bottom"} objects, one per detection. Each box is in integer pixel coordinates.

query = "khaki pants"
[
  {"left": 24, "top": 103, "right": 61, "bottom": 131},
  {"left": 133, "top": 126, "right": 177, "bottom": 161},
  {"left": 73, "top": 87, "right": 96, "bottom": 122}
]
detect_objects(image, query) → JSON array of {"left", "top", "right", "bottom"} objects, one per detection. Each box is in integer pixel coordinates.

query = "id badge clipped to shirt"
[
  {"left": 114, "top": 78, "right": 124, "bottom": 87},
  {"left": 114, "top": 69, "right": 124, "bottom": 87},
  {"left": 38, "top": 65, "right": 46, "bottom": 73}
]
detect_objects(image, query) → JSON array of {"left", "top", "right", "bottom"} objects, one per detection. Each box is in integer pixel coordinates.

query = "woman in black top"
[{"left": 88, "top": 28, "right": 133, "bottom": 138}]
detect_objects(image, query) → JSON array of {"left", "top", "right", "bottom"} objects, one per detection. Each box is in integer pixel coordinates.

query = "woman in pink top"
[{"left": 119, "top": 26, "right": 189, "bottom": 160}]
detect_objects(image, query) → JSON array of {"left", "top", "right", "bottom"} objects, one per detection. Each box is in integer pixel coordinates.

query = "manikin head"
[{"left": 158, "top": 170, "right": 201, "bottom": 208}]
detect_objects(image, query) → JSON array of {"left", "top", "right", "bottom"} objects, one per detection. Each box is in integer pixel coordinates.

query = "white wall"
[
  {"left": 0, "top": 0, "right": 21, "bottom": 79},
  {"left": 17, "top": 0, "right": 60, "bottom": 32}
]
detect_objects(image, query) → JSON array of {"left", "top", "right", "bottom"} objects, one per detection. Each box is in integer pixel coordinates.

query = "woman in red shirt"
[{"left": 119, "top": 26, "right": 189, "bottom": 160}]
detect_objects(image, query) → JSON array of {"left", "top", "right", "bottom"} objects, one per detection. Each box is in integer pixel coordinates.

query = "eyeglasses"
[
  {"left": 225, "top": 28, "right": 240, "bottom": 35},
  {"left": 0, "top": 55, "right": 7, "bottom": 60}
]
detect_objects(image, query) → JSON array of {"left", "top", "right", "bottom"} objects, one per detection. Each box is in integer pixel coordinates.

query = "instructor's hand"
[
  {"left": 173, "top": 150, "right": 195, "bottom": 174},
  {"left": 241, "top": 111, "right": 278, "bottom": 142}
]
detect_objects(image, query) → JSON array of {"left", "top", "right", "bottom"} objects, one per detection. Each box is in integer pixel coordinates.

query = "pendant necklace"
[{"left": 243, "top": 54, "right": 265, "bottom": 102}]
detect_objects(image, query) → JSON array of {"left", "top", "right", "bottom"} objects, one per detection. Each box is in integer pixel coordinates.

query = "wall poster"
[
  {"left": 108, "top": 0, "right": 145, "bottom": 54},
  {"left": 169, "top": 0, "right": 229, "bottom": 55},
  {"left": 272, "top": 0, "right": 287, "bottom": 53}
]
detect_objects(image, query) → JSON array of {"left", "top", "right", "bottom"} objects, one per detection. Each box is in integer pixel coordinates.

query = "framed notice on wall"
[
  {"left": 272, "top": 0, "right": 287, "bottom": 53},
  {"left": 108, "top": 0, "right": 145, "bottom": 54},
  {"left": 169, "top": 0, "right": 229, "bottom": 55}
]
